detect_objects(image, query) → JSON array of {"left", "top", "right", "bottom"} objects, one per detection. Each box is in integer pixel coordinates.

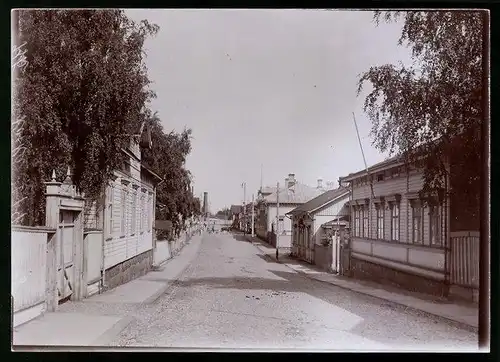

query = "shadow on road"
[
  {"left": 231, "top": 234, "right": 251, "bottom": 242},
  {"left": 170, "top": 269, "right": 475, "bottom": 346}
]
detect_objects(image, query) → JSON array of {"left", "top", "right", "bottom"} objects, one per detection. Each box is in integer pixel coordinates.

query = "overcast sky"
[{"left": 126, "top": 9, "right": 413, "bottom": 213}]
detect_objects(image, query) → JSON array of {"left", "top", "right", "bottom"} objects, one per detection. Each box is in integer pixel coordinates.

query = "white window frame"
[
  {"left": 131, "top": 186, "right": 138, "bottom": 235},
  {"left": 147, "top": 192, "right": 153, "bottom": 232},
  {"left": 354, "top": 207, "right": 361, "bottom": 237},
  {"left": 362, "top": 204, "right": 369, "bottom": 238},
  {"left": 120, "top": 183, "right": 128, "bottom": 236},
  {"left": 140, "top": 191, "right": 146, "bottom": 233},
  {"left": 411, "top": 201, "right": 424, "bottom": 244},
  {"left": 106, "top": 185, "right": 114, "bottom": 239},
  {"left": 429, "top": 204, "right": 442, "bottom": 246},
  {"left": 376, "top": 204, "right": 384, "bottom": 239},
  {"left": 390, "top": 202, "right": 400, "bottom": 241}
]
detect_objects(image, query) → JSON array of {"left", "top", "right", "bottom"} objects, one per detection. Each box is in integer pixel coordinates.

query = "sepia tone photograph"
[{"left": 11, "top": 8, "right": 490, "bottom": 352}]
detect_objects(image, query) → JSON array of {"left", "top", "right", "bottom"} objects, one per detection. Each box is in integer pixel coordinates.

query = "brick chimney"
[
  {"left": 287, "top": 173, "right": 296, "bottom": 189},
  {"left": 317, "top": 178, "right": 323, "bottom": 189}
]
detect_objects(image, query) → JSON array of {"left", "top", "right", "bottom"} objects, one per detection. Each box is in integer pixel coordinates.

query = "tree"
[
  {"left": 141, "top": 112, "right": 199, "bottom": 236},
  {"left": 13, "top": 10, "right": 159, "bottom": 226},
  {"left": 357, "top": 11, "right": 483, "bottom": 228}
]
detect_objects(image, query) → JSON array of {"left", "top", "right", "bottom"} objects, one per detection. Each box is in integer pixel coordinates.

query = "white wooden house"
[
  {"left": 84, "top": 123, "right": 162, "bottom": 291},
  {"left": 339, "top": 155, "right": 480, "bottom": 301},
  {"left": 255, "top": 174, "right": 331, "bottom": 251},
  {"left": 287, "top": 187, "right": 350, "bottom": 264}
]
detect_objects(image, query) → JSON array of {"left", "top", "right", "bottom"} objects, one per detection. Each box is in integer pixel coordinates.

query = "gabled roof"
[
  {"left": 265, "top": 182, "right": 324, "bottom": 205},
  {"left": 287, "top": 186, "right": 350, "bottom": 216}
]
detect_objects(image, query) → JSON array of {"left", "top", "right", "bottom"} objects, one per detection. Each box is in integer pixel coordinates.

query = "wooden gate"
[{"left": 57, "top": 209, "right": 77, "bottom": 303}]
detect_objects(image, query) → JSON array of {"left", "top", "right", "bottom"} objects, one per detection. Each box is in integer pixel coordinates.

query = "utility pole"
[
  {"left": 479, "top": 10, "right": 490, "bottom": 350},
  {"left": 242, "top": 182, "right": 246, "bottom": 234},
  {"left": 276, "top": 182, "right": 280, "bottom": 261},
  {"left": 251, "top": 194, "right": 255, "bottom": 238}
]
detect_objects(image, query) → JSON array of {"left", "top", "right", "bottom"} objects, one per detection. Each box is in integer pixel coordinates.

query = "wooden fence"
[
  {"left": 11, "top": 226, "right": 55, "bottom": 327},
  {"left": 450, "top": 231, "right": 480, "bottom": 289}
]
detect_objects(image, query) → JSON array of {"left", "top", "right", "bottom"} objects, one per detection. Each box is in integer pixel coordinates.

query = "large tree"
[
  {"left": 13, "top": 10, "right": 158, "bottom": 226},
  {"left": 357, "top": 11, "right": 484, "bottom": 229},
  {"left": 141, "top": 112, "right": 200, "bottom": 237}
]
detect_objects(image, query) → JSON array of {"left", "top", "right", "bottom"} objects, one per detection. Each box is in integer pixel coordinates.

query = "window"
[
  {"left": 411, "top": 202, "right": 424, "bottom": 244},
  {"left": 120, "top": 185, "right": 127, "bottom": 235},
  {"left": 376, "top": 204, "right": 384, "bottom": 239},
  {"left": 390, "top": 202, "right": 400, "bottom": 241},
  {"left": 354, "top": 207, "right": 361, "bottom": 237},
  {"left": 106, "top": 186, "right": 114, "bottom": 238},
  {"left": 362, "top": 204, "right": 369, "bottom": 238},
  {"left": 429, "top": 205, "right": 442, "bottom": 246},
  {"left": 148, "top": 193, "right": 152, "bottom": 231},
  {"left": 377, "top": 174, "right": 384, "bottom": 182},
  {"left": 140, "top": 192, "right": 145, "bottom": 232},
  {"left": 131, "top": 188, "right": 137, "bottom": 234}
]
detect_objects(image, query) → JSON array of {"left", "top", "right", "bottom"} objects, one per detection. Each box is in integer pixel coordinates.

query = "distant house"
[
  {"left": 339, "top": 152, "right": 480, "bottom": 301},
  {"left": 229, "top": 205, "right": 243, "bottom": 229},
  {"left": 256, "top": 174, "right": 335, "bottom": 251},
  {"left": 84, "top": 122, "right": 162, "bottom": 291},
  {"left": 287, "top": 186, "right": 350, "bottom": 264}
]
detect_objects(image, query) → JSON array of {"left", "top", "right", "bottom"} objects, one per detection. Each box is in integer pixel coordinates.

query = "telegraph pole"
[
  {"left": 242, "top": 182, "right": 246, "bottom": 234},
  {"left": 479, "top": 10, "right": 490, "bottom": 350},
  {"left": 276, "top": 182, "right": 280, "bottom": 261},
  {"left": 251, "top": 194, "right": 255, "bottom": 237}
]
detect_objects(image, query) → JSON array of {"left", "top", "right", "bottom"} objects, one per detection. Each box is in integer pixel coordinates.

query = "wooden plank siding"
[
  {"left": 103, "top": 165, "right": 155, "bottom": 270},
  {"left": 348, "top": 165, "right": 449, "bottom": 281}
]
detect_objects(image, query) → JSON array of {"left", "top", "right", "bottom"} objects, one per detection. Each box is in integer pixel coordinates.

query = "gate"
[
  {"left": 45, "top": 167, "right": 85, "bottom": 308},
  {"left": 57, "top": 210, "right": 77, "bottom": 303}
]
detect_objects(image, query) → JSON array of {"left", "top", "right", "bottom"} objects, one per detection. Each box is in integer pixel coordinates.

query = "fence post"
[{"left": 44, "top": 171, "right": 61, "bottom": 312}]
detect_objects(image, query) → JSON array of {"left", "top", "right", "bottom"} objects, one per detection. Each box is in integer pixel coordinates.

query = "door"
[{"left": 57, "top": 210, "right": 76, "bottom": 303}]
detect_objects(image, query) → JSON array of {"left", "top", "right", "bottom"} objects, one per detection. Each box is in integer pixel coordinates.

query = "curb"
[
  {"left": 143, "top": 234, "right": 204, "bottom": 304},
  {"left": 251, "top": 242, "right": 478, "bottom": 333},
  {"left": 92, "top": 315, "right": 135, "bottom": 346}
]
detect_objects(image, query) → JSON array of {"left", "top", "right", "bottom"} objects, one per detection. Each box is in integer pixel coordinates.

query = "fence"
[
  {"left": 12, "top": 226, "right": 55, "bottom": 327},
  {"left": 450, "top": 231, "right": 480, "bottom": 289},
  {"left": 84, "top": 230, "right": 103, "bottom": 297}
]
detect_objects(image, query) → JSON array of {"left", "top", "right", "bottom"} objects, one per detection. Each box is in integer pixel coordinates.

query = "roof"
[
  {"left": 259, "top": 186, "right": 277, "bottom": 195},
  {"left": 339, "top": 154, "right": 402, "bottom": 183},
  {"left": 265, "top": 182, "right": 325, "bottom": 205},
  {"left": 141, "top": 164, "right": 163, "bottom": 183},
  {"left": 286, "top": 186, "right": 350, "bottom": 216}
]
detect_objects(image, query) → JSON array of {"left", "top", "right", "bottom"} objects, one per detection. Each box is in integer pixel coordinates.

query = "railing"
[
  {"left": 12, "top": 226, "right": 55, "bottom": 316},
  {"left": 450, "top": 231, "right": 480, "bottom": 288}
]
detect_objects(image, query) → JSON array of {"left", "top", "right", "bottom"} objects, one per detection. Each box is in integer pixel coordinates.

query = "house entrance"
[{"left": 57, "top": 209, "right": 78, "bottom": 304}]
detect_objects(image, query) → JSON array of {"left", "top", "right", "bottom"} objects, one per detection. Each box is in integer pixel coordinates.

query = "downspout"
[{"left": 100, "top": 182, "right": 107, "bottom": 292}]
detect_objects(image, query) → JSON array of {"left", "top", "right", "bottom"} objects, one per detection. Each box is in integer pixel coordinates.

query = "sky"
[{"left": 125, "top": 9, "right": 413, "bottom": 213}]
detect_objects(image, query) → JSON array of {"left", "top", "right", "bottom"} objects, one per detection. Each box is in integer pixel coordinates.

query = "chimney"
[
  {"left": 317, "top": 178, "right": 323, "bottom": 189},
  {"left": 287, "top": 173, "right": 295, "bottom": 188}
]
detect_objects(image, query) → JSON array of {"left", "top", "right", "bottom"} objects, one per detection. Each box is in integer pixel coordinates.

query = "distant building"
[{"left": 255, "top": 173, "right": 335, "bottom": 252}]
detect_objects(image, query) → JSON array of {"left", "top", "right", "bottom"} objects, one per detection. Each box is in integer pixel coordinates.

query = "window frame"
[
  {"left": 429, "top": 204, "right": 442, "bottom": 246},
  {"left": 376, "top": 203, "right": 384, "bottom": 239},
  {"left": 390, "top": 201, "right": 400, "bottom": 241},
  {"left": 362, "top": 204, "right": 369, "bottom": 238},
  {"left": 411, "top": 200, "right": 424, "bottom": 244}
]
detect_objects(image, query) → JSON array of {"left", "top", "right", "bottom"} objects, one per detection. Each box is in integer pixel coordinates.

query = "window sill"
[
  {"left": 119, "top": 235, "right": 126, "bottom": 239},
  {"left": 105, "top": 237, "right": 113, "bottom": 241}
]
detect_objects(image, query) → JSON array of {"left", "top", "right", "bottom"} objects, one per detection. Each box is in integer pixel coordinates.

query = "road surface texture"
[{"left": 87, "top": 233, "right": 478, "bottom": 351}]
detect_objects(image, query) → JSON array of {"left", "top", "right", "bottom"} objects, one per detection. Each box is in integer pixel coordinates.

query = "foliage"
[
  {"left": 215, "top": 207, "right": 231, "bottom": 219},
  {"left": 357, "top": 11, "right": 483, "bottom": 209},
  {"left": 141, "top": 112, "right": 200, "bottom": 236},
  {"left": 13, "top": 9, "right": 159, "bottom": 226}
]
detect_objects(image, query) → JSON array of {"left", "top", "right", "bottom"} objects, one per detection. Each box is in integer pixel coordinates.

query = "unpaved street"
[{"left": 100, "top": 233, "right": 477, "bottom": 351}]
